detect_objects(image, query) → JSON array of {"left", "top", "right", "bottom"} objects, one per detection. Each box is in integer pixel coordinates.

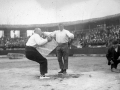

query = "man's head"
[
  {"left": 58, "top": 23, "right": 64, "bottom": 31},
  {"left": 112, "top": 40, "right": 119, "bottom": 48},
  {"left": 34, "top": 28, "right": 43, "bottom": 36}
]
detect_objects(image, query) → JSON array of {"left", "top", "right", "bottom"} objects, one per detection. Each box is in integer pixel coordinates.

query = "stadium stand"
[
  {"left": 72, "top": 24, "right": 120, "bottom": 48},
  {"left": 0, "top": 25, "right": 120, "bottom": 49},
  {"left": 0, "top": 13, "right": 120, "bottom": 55}
]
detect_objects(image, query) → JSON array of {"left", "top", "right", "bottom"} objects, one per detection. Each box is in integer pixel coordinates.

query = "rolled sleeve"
[
  {"left": 44, "top": 32, "right": 52, "bottom": 37},
  {"left": 35, "top": 34, "right": 48, "bottom": 46},
  {"left": 50, "top": 31, "right": 56, "bottom": 37},
  {"left": 66, "top": 31, "right": 74, "bottom": 39}
]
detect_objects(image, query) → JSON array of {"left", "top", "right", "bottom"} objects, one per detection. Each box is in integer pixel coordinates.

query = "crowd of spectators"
[
  {"left": 0, "top": 24, "right": 120, "bottom": 49},
  {"left": 0, "top": 37, "right": 28, "bottom": 50},
  {"left": 72, "top": 24, "right": 120, "bottom": 48}
]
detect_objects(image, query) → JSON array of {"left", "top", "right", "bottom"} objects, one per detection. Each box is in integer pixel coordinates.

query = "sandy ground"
[{"left": 0, "top": 56, "right": 120, "bottom": 90}]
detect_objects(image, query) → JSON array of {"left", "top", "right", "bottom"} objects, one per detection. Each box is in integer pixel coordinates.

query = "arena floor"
[{"left": 0, "top": 56, "right": 120, "bottom": 90}]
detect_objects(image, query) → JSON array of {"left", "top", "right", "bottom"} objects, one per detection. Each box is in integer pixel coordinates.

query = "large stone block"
[{"left": 7, "top": 53, "right": 25, "bottom": 59}]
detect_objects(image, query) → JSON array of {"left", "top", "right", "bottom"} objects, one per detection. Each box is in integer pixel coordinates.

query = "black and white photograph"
[{"left": 0, "top": 0, "right": 120, "bottom": 90}]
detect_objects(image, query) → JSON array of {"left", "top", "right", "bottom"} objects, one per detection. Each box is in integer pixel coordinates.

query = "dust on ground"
[{"left": 0, "top": 57, "right": 120, "bottom": 90}]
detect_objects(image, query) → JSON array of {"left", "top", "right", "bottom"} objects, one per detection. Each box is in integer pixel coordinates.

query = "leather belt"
[{"left": 58, "top": 42, "right": 68, "bottom": 45}]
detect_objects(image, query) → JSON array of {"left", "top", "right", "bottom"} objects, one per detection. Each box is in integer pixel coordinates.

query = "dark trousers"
[
  {"left": 25, "top": 46, "right": 48, "bottom": 75},
  {"left": 56, "top": 43, "right": 69, "bottom": 69},
  {"left": 111, "top": 60, "right": 120, "bottom": 69}
]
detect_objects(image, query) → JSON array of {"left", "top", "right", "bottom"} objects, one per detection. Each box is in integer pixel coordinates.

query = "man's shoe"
[
  {"left": 39, "top": 75, "right": 50, "bottom": 79},
  {"left": 58, "top": 69, "right": 63, "bottom": 74},
  {"left": 63, "top": 69, "right": 67, "bottom": 74},
  {"left": 63, "top": 71, "right": 67, "bottom": 74},
  {"left": 111, "top": 68, "right": 120, "bottom": 73}
]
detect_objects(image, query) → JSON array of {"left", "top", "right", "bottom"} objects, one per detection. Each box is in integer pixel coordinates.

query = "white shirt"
[
  {"left": 44, "top": 32, "right": 52, "bottom": 36},
  {"left": 115, "top": 47, "right": 118, "bottom": 52},
  {"left": 51, "top": 29, "right": 74, "bottom": 43},
  {"left": 26, "top": 33, "right": 48, "bottom": 46}
]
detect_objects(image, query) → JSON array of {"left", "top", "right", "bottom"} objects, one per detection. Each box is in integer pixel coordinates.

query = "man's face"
[
  {"left": 113, "top": 44, "right": 118, "bottom": 48},
  {"left": 59, "top": 24, "right": 64, "bottom": 30}
]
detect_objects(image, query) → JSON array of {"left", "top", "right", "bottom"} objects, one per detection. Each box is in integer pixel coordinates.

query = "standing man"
[
  {"left": 51, "top": 23, "right": 74, "bottom": 74},
  {"left": 25, "top": 28, "right": 51, "bottom": 79},
  {"left": 106, "top": 40, "right": 120, "bottom": 73}
]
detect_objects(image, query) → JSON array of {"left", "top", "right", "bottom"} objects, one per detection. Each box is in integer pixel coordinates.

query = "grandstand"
[{"left": 0, "top": 13, "right": 120, "bottom": 55}]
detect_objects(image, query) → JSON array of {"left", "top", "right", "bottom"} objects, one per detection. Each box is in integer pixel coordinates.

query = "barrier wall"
[
  {"left": 71, "top": 47, "right": 108, "bottom": 54},
  {"left": 0, "top": 47, "right": 108, "bottom": 55},
  {"left": 0, "top": 49, "right": 25, "bottom": 55}
]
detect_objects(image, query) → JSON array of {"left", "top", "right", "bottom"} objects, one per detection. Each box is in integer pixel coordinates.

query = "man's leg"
[
  {"left": 62, "top": 44, "right": 69, "bottom": 74},
  {"left": 111, "top": 63, "right": 115, "bottom": 69},
  {"left": 25, "top": 46, "right": 48, "bottom": 78},
  {"left": 38, "top": 56, "right": 48, "bottom": 75},
  {"left": 114, "top": 60, "right": 120, "bottom": 69},
  {"left": 56, "top": 46, "right": 64, "bottom": 73},
  {"left": 35, "top": 51, "right": 48, "bottom": 75},
  {"left": 35, "top": 51, "right": 50, "bottom": 79},
  {"left": 111, "top": 60, "right": 120, "bottom": 73}
]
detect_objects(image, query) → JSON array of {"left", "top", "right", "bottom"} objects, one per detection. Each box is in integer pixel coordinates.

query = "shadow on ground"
[{"left": 35, "top": 73, "right": 84, "bottom": 80}]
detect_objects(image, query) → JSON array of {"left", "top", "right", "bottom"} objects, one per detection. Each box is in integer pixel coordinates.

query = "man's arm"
[
  {"left": 66, "top": 30, "right": 74, "bottom": 39},
  {"left": 43, "top": 32, "right": 52, "bottom": 37},
  {"left": 106, "top": 48, "right": 112, "bottom": 60},
  {"left": 34, "top": 34, "right": 48, "bottom": 46},
  {"left": 49, "top": 31, "right": 56, "bottom": 38}
]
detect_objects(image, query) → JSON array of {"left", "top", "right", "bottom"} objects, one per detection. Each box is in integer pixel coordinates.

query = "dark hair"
[
  {"left": 112, "top": 40, "right": 119, "bottom": 45},
  {"left": 59, "top": 23, "right": 64, "bottom": 26}
]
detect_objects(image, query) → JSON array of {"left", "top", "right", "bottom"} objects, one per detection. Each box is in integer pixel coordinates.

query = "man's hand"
[
  {"left": 108, "top": 60, "right": 114, "bottom": 65},
  {"left": 46, "top": 36, "right": 52, "bottom": 42},
  {"left": 110, "top": 60, "right": 114, "bottom": 64},
  {"left": 118, "top": 56, "right": 120, "bottom": 60}
]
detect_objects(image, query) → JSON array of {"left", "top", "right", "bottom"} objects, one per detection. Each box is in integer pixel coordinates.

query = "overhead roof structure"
[{"left": 0, "top": 13, "right": 120, "bottom": 30}]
